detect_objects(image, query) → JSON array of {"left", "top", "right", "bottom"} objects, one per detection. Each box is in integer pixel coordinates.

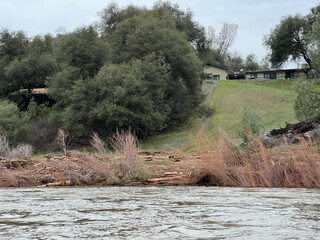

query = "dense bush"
[
  {"left": 0, "top": 100, "right": 30, "bottom": 146},
  {"left": 0, "top": 3, "right": 204, "bottom": 148},
  {"left": 294, "top": 80, "right": 320, "bottom": 121},
  {"left": 60, "top": 55, "right": 170, "bottom": 137},
  {"left": 48, "top": 6, "right": 202, "bottom": 139},
  {"left": 239, "top": 106, "right": 264, "bottom": 142},
  {"left": 27, "top": 99, "right": 63, "bottom": 151}
]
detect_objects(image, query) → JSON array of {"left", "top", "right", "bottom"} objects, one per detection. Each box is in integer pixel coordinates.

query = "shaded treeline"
[{"left": 0, "top": 2, "right": 213, "bottom": 150}]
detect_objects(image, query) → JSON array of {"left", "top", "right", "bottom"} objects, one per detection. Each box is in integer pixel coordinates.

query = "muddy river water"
[{"left": 0, "top": 186, "right": 320, "bottom": 239}]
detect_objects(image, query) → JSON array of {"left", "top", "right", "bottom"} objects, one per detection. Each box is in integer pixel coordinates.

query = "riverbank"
[
  {"left": 0, "top": 150, "right": 211, "bottom": 187},
  {"left": 1, "top": 134, "right": 320, "bottom": 188},
  {"left": 2, "top": 79, "right": 320, "bottom": 188}
]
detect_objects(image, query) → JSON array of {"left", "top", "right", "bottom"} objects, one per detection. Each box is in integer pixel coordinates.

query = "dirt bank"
[{"left": 0, "top": 151, "right": 209, "bottom": 187}]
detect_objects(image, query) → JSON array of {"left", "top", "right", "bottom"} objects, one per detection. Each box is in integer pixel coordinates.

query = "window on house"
[
  {"left": 285, "top": 71, "right": 294, "bottom": 79},
  {"left": 250, "top": 73, "right": 257, "bottom": 79},
  {"left": 213, "top": 75, "right": 220, "bottom": 80},
  {"left": 264, "top": 73, "right": 270, "bottom": 79},
  {"left": 264, "top": 73, "right": 277, "bottom": 79}
]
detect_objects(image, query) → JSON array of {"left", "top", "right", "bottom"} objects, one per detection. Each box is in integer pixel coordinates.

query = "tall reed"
[{"left": 195, "top": 131, "right": 320, "bottom": 188}]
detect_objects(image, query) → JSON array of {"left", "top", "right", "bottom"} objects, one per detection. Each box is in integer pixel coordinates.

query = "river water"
[{"left": 0, "top": 186, "right": 319, "bottom": 239}]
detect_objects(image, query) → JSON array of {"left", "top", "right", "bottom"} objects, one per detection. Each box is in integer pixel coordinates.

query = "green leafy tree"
[
  {"left": 5, "top": 54, "right": 58, "bottom": 90},
  {"left": 46, "top": 66, "right": 81, "bottom": 107},
  {"left": 264, "top": 15, "right": 312, "bottom": 69},
  {"left": 244, "top": 53, "right": 260, "bottom": 71},
  {"left": 46, "top": 4, "right": 202, "bottom": 140},
  {"left": 0, "top": 29, "right": 28, "bottom": 62},
  {"left": 99, "top": 3, "right": 144, "bottom": 38},
  {"left": 55, "top": 26, "right": 109, "bottom": 79},
  {"left": 61, "top": 55, "right": 171, "bottom": 137},
  {"left": 47, "top": 26, "right": 110, "bottom": 109},
  {"left": 294, "top": 13, "right": 320, "bottom": 121},
  {"left": 0, "top": 100, "right": 30, "bottom": 145},
  {"left": 51, "top": 5, "right": 203, "bottom": 138},
  {"left": 309, "top": 15, "right": 320, "bottom": 75},
  {"left": 108, "top": 10, "right": 202, "bottom": 121},
  {"left": 1, "top": 33, "right": 58, "bottom": 95},
  {"left": 294, "top": 80, "right": 320, "bottom": 121},
  {"left": 225, "top": 51, "right": 245, "bottom": 72},
  {"left": 100, "top": 2, "right": 208, "bottom": 55},
  {"left": 28, "top": 34, "right": 54, "bottom": 55},
  {"left": 0, "top": 29, "right": 29, "bottom": 96},
  {"left": 152, "top": 1, "right": 207, "bottom": 51}
]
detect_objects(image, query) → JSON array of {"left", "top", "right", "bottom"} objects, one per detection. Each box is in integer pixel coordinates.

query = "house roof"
[
  {"left": 12, "top": 88, "right": 48, "bottom": 95},
  {"left": 245, "top": 68, "right": 307, "bottom": 74},
  {"left": 204, "top": 62, "right": 228, "bottom": 70}
]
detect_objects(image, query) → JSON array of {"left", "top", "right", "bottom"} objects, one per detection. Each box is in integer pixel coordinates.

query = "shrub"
[
  {"left": 110, "top": 129, "right": 141, "bottom": 179},
  {"left": 239, "top": 106, "right": 264, "bottom": 142},
  {"left": 294, "top": 79, "right": 320, "bottom": 121},
  {"left": 90, "top": 132, "right": 108, "bottom": 156},
  {"left": 0, "top": 100, "right": 30, "bottom": 146},
  {"left": 90, "top": 129, "right": 148, "bottom": 184},
  {"left": 196, "top": 105, "right": 215, "bottom": 118},
  {"left": 0, "top": 134, "right": 32, "bottom": 159},
  {"left": 27, "top": 101, "right": 63, "bottom": 151},
  {"left": 56, "top": 129, "right": 72, "bottom": 156},
  {"left": 195, "top": 131, "right": 320, "bottom": 188}
]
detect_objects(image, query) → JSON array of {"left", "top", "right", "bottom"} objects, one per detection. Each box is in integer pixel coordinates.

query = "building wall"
[
  {"left": 203, "top": 66, "right": 228, "bottom": 80},
  {"left": 245, "top": 70, "right": 307, "bottom": 80}
]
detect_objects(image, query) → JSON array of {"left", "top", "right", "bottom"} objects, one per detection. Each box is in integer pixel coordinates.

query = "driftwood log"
[
  {"left": 261, "top": 121, "right": 320, "bottom": 147},
  {"left": 269, "top": 121, "right": 315, "bottom": 136}
]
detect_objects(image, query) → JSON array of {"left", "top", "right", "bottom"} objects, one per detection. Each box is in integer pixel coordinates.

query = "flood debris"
[{"left": 261, "top": 121, "right": 320, "bottom": 147}]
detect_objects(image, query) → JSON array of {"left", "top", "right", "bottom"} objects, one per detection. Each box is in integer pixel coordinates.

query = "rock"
[
  {"left": 304, "top": 128, "right": 320, "bottom": 139},
  {"left": 261, "top": 121, "right": 320, "bottom": 147}
]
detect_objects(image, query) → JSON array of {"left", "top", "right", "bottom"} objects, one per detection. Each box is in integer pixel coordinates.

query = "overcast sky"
[{"left": 0, "top": 0, "right": 319, "bottom": 66}]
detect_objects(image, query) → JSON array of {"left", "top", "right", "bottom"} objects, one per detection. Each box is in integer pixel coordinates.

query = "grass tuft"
[
  {"left": 0, "top": 135, "right": 32, "bottom": 160},
  {"left": 194, "top": 131, "right": 320, "bottom": 188}
]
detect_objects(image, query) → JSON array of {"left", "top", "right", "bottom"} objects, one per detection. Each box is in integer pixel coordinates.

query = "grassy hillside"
[
  {"left": 210, "top": 79, "right": 297, "bottom": 137},
  {"left": 141, "top": 79, "right": 298, "bottom": 151}
]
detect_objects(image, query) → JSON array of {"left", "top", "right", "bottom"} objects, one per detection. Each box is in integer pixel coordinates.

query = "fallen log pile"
[
  {"left": 143, "top": 172, "right": 186, "bottom": 185},
  {"left": 261, "top": 121, "right": 320, "bottom": 147},
  {"left": 0, "top": 150, "right": 207, "bottom": 187},
  {"left": 0, "top": 151, "right": 111, "bottom": 187}
]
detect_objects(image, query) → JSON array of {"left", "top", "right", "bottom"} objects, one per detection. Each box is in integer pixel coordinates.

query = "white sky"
[{"left": 0, "top": 0, "right": 319, "bottom": 65}]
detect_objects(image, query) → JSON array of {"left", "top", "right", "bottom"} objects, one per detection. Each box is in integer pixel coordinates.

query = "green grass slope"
[
  {"left": 142, "top": 79, "right": 298, "bottom": 151},
  {"left": 210, "top": 79, "right": 297, "bottom": 137}
]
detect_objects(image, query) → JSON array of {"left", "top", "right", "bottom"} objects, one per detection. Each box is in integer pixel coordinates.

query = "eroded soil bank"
[{"left": 0, "top": 151, "right": 210, "bottom": 187}]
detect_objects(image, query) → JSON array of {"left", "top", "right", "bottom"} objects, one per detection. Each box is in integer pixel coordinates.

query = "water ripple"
[{"left": 0, "top": 186, "right": 319, "bottom": 239}]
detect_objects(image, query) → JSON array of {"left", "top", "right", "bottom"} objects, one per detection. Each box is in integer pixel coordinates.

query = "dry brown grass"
[
  {"left": 56, "top": 129, "right": 72, "bottom": 156},
  {"left": 90, "top": 132, "right": 108, "bottom": 156},
  {"left": 0, "top": 152, "right": 111, "bottom": 187},
  {"left": 0, "top": 167, "right": 19, "bottom": 187},
  {"left": 109, "top": 129, "right": 148, "bottom": 183},
  {"left": 0, "top": 134, "right": 33, "bottom": 160},
  {"left": 0, "top": 130, "right": 149, "bottom": 187},
  {"left": 194, "top": 130, "right": 320, "bottom": 188},
  {"left": 91, "top": 130, "right": 149, "bottom": 184}
]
